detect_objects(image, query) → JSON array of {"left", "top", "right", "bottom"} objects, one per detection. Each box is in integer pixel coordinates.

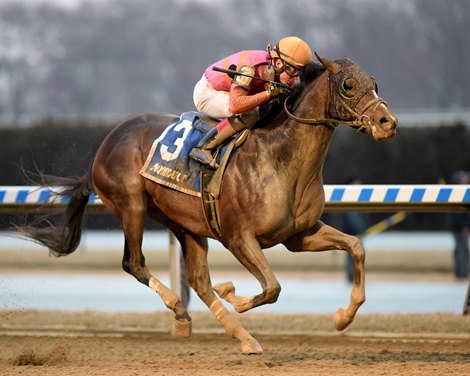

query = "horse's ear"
[{"left": 314, "top": 52, "right": 342, "bottom": 74}]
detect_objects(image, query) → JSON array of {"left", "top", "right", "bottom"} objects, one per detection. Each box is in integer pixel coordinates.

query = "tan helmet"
[{"left": 270, "top": 36, "right": 313, "bottom": 68}]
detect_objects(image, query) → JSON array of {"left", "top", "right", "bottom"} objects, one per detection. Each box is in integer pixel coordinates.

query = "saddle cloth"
[{"left": 140, "top": 111, "right": 230, "bottom": 197}]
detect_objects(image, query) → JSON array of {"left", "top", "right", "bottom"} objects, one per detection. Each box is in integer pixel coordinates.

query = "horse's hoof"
[
  {"left": 171, "top": 318, "right": 192, "bottom": 338},
  {"left": 240, "top": 337, "right": 263, "bottom": 355},
  {"left": 213, "top": 281, "right": 235, "bottom": 300},
  {"left": 333, "top": 307, "right": 352, "bottom": 331}
]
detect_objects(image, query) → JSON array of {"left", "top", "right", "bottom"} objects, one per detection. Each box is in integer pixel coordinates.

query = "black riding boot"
[
  {"left": 189, "top": 127, "right": 219, "bottom": 166},
  {"left": 189, "top": 117, "right": 240, "bottom": 167}
]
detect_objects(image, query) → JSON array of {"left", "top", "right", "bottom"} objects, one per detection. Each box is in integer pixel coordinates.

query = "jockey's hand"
[{"left": 266, "top": 83, "right": 291, "bottom": 98}]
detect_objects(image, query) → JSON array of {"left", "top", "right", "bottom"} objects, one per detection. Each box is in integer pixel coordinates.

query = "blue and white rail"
[
  {"left": 0, "top": 186, "right": 103, "bottom": 211},
  {"left": 1, "top": 185, "right": 470, "bottom": 212},
  {"left": 324, "top": 184, "right": 470, "bottom": 212}
]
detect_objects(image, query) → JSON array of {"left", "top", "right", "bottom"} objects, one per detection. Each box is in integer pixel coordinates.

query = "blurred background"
[
  {"left": 1, "top": 0, "right": 469, "bottom": 314},
  {"left": 1, "top": 0, "right": 469, "bottom": 222},
  {"left": 1, "top": 0, "right": 469, "bottom": 121}
]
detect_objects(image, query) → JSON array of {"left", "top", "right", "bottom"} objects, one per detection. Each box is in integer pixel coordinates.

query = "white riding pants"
[{"left": 193, "top": 75, "right": 232, "bottom": 119}]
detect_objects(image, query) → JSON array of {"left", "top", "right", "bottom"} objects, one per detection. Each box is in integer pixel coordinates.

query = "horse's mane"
[
  {"left": 256, "top": 62, "right": 325, "bottom": 128},
  {"left": 297, "top": 61, "right": 325, "bottom": 93}
]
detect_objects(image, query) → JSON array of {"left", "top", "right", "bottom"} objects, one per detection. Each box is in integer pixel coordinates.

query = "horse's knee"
[{"left": 265, "top": 282, "right": 281, "bottom": 304}]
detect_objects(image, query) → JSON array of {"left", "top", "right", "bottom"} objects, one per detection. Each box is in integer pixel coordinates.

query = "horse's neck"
[
  {"left": 284, "top": 121, "right": 333, "bottom": 186},
  {"left": 272, "top": 73, "right": 333, "bottom": 182},
  {"left": 292, "top": 71, "right": 330, "bottom": 125}
]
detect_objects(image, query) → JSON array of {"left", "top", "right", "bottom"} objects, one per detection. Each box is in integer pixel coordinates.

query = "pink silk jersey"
[{"left": 204, "top": 50, "right": 271, "bottom": 94}]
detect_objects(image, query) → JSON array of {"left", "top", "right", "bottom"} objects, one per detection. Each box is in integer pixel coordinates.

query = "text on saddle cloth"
[{"left": 139, "top": 111, "right": 230, "bottom": 197}]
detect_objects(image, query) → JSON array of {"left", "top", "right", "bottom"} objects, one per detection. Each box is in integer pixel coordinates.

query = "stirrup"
[{"left": 189, "top": 148, "right": 219, "bottom": 169}]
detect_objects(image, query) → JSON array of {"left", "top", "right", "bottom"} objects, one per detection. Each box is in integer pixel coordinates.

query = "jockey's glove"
[{"left": 266, "top": 83, "right": 291, "bottom": 98}]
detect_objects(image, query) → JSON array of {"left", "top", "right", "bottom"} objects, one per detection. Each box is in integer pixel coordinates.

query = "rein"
[{"left": 283, "top": 73, "right": 388, "bottom": 132}]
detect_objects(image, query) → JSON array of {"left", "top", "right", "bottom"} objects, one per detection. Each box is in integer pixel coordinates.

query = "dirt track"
[
  {"left": 1, "top": 245, "right": 469, "bottom": 375},
  {"left": 1, "top": 310, "right": 469, "bottom": 375}
]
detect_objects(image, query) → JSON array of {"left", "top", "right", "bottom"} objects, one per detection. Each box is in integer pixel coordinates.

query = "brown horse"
[{"left": 19, "top": 54, "right": 397, "bottom": 354}]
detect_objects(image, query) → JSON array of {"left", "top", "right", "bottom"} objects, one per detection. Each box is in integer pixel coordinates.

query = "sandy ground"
[
  {"left": 1, "top": 242, "right": 469, "bottom": 375},
  {"left": 1, "top": 310, "right": 469, "bottom": 376}
]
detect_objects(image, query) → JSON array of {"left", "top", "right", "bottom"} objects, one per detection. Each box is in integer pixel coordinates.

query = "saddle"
[{"left": 139, "top": 111, "right": 248, "bottom": 239}]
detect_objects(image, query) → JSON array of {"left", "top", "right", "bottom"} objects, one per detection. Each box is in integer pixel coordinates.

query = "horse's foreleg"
[
  {"left": 182, "top": 232, "right": 262, "bottom": 354},
  {"left": 213, "top": 236, "right": 281, "bottom": 314},
  {"left": 283, "top": 221, "right": 366, "bottom": 331}
]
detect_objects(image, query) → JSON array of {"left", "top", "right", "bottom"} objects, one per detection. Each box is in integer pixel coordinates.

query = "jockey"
[{"left": 190, "top": 36, "right": 313, "bottom": 166}]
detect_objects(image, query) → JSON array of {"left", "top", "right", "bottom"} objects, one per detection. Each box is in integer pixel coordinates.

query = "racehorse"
[{"left": 19, "top": 53, "right": 397, "bottom": 354}]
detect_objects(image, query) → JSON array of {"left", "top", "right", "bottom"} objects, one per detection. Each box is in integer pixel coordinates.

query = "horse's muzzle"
[{"left": 373, "top": 111, "right": 398, "bottom": 140}]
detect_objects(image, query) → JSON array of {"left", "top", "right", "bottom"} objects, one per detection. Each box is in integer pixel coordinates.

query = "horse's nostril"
[
  {"left": 380, "top": 116, "right": 397, "bottom": 129},
  {"left": 380, "top": 116, "right": 390, "bottom": 124}
]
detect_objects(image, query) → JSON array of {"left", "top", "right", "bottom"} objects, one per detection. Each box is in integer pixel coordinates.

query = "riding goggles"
[{"left": 281, "top": 60, "right": 300, "bottom": 78}]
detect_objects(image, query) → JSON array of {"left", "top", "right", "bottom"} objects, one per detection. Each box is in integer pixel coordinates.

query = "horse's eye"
[{"left": 340, "top": 78, "right": 356, "bottom": 97}]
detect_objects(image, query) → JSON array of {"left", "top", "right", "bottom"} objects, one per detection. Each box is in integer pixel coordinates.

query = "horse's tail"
[{"left": 16, "top": 167, "right": 94, "bottom": 257}]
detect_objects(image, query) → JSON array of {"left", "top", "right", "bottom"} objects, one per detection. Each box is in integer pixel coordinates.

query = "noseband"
[{"left": 283, "top": 72, "right": 388, "bottom": 132}]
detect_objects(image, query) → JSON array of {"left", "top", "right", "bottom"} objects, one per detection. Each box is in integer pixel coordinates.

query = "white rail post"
[
  {"left": 168, "top": 232, "right": 190, "bottom": 310},
  {"left": 168, "top": 232, "right": 182, "bottom": 299}
]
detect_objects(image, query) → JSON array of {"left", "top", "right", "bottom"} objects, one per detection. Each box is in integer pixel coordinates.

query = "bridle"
[{"left": 283, "top": 71, "right": 388, "bottom": 132}]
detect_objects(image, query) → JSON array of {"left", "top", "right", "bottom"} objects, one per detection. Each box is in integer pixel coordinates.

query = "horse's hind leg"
[
  {"left": 112, "top": 196, "right": 191, "bottom": 337},
  {"left": 180, "top": 231, "right": 263, "bottom": 354},
  {"left": 283, "top": 221, "right": 366, "bottom": 331},
  {"left": 122, "top": 217, "right": 191, "bottom": 337}
]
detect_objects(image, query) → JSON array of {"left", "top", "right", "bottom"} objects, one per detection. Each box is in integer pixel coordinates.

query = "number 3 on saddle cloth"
[{"left": 140, "top": 111, "right": 246, "bottom": 237}]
